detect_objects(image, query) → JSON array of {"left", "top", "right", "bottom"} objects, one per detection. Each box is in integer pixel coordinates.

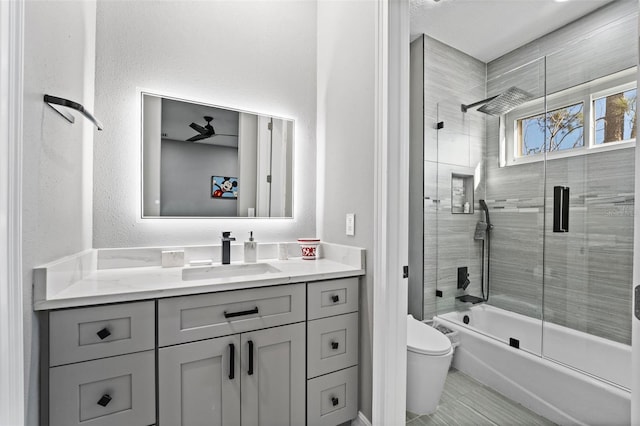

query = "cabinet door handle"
[
  {"left": 229, "top": 343, "right": 235, "bottom": 380},
  {"left": 96, "top": 327, "right": 111, "bottom": 340},
  {"left": 97, "top": 394, "right": 112, "bottom": 407},
  {"left": 331, "top": 397, "right": 339, "bottom": 406},
  {"left": 224, "top": 307, "right": 259, "bottom": 319},
  {"left": 248, "top": 340, "right": 254, "bottom": 375},
  {"left": 331, "top": 341, "right": 339, "bottom": 350},
  {"left": 331, "top": 295, "right": 340, "bottom": 303}
]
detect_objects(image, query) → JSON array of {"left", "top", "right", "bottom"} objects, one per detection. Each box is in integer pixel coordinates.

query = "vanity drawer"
[
  {"left": 307, "top": 277, "right": 359, "bottom": 320},
  {"left": 49, "top": 350, "right": 155, "bottom": 426},
  {"left": 307, "top": 312, "right": 358, "bottom": 378},
  {"left": 307, "top": 366, "right": 358, "bottom": 426},
  {"left": 158, "top": 283, "right": 305, "bottom": 346},
  {"left": 49, "top": 301, "right": 155, "bottom": 366}
]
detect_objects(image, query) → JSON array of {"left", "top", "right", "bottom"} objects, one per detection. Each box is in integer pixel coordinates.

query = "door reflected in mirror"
[{"left": 141, "top": 93, "right": 294, "bottom": 218}]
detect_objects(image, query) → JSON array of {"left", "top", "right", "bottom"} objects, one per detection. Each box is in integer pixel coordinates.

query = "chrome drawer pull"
[
  {"left": 224, "top": 307, "right": 259, "bottom": 319},
  {"left": 96, "top": 328, "right": 111, "bottom": 340},
  {"left": 331, "top": 341, "right": 339, "bottom": 350},
  {"left": 97, "top": 394, "right": 112, "bottom": 407}
]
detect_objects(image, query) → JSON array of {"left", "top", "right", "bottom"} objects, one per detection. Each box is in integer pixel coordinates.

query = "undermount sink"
[{"left": 182, "top": 263, "right": 282, "bottom": 281}]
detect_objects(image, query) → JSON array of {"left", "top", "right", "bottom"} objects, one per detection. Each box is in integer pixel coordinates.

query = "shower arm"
[{"left": 461, "top": 94, "right": 499, "bottom": 113}]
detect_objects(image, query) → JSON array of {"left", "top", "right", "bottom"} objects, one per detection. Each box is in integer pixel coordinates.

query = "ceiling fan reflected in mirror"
[
  {"left": 186, "top": 116, "right": 237, "bottom": 142},
  {"left": 186, "top": 116, "right": 214, "bottom": 142}
]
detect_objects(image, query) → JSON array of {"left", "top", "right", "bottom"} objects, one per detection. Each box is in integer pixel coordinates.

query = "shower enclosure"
[{"left": 409, "top": 0, "right": 637, "bottom": 394}]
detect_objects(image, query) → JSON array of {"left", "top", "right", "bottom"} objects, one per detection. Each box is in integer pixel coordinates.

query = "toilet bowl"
[{"left": 406, "top": 314, "right": 453, "bottom": 415}]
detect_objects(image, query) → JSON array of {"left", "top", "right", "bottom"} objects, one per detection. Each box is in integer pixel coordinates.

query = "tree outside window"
[
  {"left": 594, "top": 88, "right": 636, "bottom": 144},
  {"left": 518, "top": 103, "right": 584, "bottom": 156}
]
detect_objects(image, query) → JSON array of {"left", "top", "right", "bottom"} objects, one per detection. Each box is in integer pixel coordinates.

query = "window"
[
  {"left": 502, "top": 67, "right": 636, "bottom": 167},
  {"left": 518, "top": 102, "right": 584, "bottom": 157},
  {"left": 593, "top": 87, "right": 636, "bottom": 145}
]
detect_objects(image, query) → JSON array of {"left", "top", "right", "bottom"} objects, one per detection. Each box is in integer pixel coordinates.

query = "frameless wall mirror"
[{"left": 141, "top": 93, "right": 294, "bottom": 218}]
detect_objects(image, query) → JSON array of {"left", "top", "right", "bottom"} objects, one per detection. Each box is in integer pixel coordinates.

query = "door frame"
[
  {"left": 0, "top": 0, "right": 25, "bottom": 425},
  {"left": 632, "top": 55, "right": 639, "bottom": 425},
  {"left": 371, "top": 0, "right": 410, "bottom": 424}
]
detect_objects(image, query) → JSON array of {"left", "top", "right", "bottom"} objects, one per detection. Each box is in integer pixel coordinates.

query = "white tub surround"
[
  {"left": 33, "top": 242, "right": 365, "bottom": 310},
  {"left": 435, "top": 305, "right": 631, "bottom": 426}
]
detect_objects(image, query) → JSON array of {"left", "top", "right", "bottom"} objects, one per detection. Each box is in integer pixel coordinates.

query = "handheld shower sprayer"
[
  {"left": 476, "top": 199, "right": 492, "bottom": 302},
  {"left": 479, "top": 199, "right": 493, "bottom": 231}
]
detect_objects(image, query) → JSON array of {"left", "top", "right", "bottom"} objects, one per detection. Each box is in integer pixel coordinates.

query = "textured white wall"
[
  {"left": 22, "top": 1, "right": 97, "bottom": 423},
  {"left": 317, "top": 0, "right": 376, "bottom": 419},
  {"left": 93, "top": 1, "right": 317, "bottom": 247}
]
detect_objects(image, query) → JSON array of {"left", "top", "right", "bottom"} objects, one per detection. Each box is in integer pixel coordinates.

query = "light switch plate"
[{"left": 346, "top": 213, "right": 355, "bottom": 236}]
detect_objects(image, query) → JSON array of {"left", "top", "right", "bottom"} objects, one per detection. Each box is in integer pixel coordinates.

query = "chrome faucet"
[{"left": 221, "top": 232, "right": 235, "bottom": 265}]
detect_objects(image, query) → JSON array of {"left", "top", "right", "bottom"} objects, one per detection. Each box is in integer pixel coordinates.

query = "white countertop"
[{"left": 34, "top": 243, "right": 365, "bottom": 310}]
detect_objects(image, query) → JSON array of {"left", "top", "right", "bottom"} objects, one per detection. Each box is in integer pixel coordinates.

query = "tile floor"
[{"left": 406, "top": 368, "right": 557, "bottom": 426}]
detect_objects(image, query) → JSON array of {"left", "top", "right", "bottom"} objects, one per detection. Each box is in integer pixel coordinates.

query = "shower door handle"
[{"left": 553, "top": 186, "right": 569, "bottom": 233}]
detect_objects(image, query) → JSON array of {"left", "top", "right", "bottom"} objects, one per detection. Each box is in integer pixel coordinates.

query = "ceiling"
[
  {"left": 161, "top": 97, "right": 239, "bottom": 148},
  {"left": 410, "top": 0, "right": 615, "bottom": 62}
]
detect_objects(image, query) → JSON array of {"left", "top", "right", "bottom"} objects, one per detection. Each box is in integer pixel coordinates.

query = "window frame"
[
  {"left": 590, "top": 81, "right": 637, "bottom": 149},
  {"left": 502, "top": 67, "right": 636, "bottom": 167}
]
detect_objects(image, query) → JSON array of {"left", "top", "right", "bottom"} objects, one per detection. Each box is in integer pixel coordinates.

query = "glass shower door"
[
  {"left": 431, "top": 91, "right": 486, "bottom": 318},
  {"left": 463, "top": 58, "right": 548, "bottom": 356},
  {"left": 542, "top": 15, "right": 636, "bottom": 389}
]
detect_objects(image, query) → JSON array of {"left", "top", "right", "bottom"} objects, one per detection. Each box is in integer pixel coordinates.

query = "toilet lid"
[{"left": 407, "top": 315, "right": 452, "bottom": 356}]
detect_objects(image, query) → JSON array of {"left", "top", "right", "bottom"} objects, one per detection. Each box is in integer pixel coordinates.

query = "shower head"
[{"left": 461, "top": 87, "right": 534, "bottom": 116}]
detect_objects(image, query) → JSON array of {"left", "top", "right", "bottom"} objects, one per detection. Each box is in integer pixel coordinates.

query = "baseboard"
[{"left": 351, "top": 411, "right": 372, "bottom": 426}]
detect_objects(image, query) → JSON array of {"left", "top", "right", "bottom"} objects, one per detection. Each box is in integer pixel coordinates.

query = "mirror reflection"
[{"left": 142, "top": 93, "right": 293, "bottom": 218}]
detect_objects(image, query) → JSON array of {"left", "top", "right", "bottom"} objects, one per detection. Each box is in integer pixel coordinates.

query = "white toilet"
[{"left": 406, "top": 314, "right": 453, "bottom": 415}]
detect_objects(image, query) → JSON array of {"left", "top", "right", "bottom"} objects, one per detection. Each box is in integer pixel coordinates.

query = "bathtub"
[{"left": 434, "top": 304, "right": 631, "bottom": 426}]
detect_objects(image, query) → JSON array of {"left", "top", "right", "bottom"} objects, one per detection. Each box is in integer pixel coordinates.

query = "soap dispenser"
[{"left": 244, "top": 231, "right": 258, "bottom": 263}]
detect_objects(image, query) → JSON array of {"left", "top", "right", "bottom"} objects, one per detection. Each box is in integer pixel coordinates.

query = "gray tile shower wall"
[
  {"left": 420, "top": 36, "right": 487, "bottom": 319},
  {"left": 489, "top": 1, "right": 637, "bottom": 92},
  {"left": 413, "top": 1, "right": 637, "bottom": 342},
  {"left": 484, "top": 0, "right": 637, "bottom": 345},
  {"left": 542, "top": 149, "right": 634, "bottom": 345}
]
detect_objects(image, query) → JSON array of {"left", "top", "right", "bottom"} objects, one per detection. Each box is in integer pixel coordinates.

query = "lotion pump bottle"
[{"left": 244, "top": 231, "right": 257, "bottom": 263}]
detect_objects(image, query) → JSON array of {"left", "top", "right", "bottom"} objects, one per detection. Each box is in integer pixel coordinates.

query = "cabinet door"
[
  {"left": 240, "top": 322, "right": 305, "bottom": 426},
  {"left": 159, "top": 335, "right": 241, "bottom": 426}
]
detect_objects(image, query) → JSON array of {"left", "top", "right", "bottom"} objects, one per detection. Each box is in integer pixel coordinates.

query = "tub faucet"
[{"left": 221, "top": 231, "right": 235, "bottom": 265}]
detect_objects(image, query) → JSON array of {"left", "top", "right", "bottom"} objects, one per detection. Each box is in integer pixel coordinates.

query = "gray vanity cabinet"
[
  {"left": 41, "top": 279, "right": 360, "bottom": 426},
  {"left": 157, "top": 284, "right": 306, "bottom": 426}
]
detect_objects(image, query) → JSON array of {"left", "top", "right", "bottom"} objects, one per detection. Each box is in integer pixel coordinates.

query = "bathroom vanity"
[{"left": 34, "top": 243, "right": 364, "bottom": 426}]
